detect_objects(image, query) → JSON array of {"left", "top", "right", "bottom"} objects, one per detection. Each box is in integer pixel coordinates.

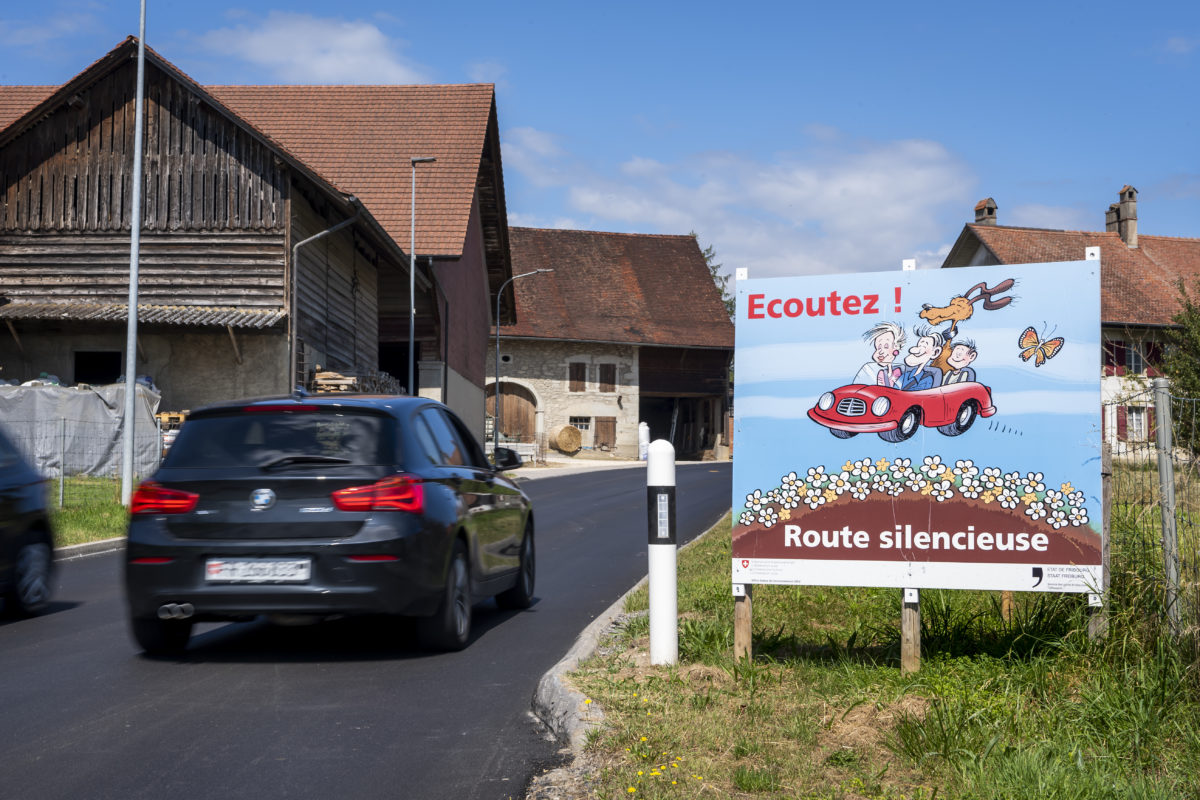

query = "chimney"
[
  {"left": 1117, "top": 185, "right": 1137, "bottom": 248},
  {"left": 974, "top": 197, "right": 997, "bottom": 225}
]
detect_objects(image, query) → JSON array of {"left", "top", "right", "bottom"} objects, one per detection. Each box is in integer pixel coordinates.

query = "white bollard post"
[{"left": 647, "top": 439, "right": 677, "bottom": 665}]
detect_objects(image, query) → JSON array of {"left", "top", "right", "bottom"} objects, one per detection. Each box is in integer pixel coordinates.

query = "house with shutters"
[
  {"left": 941, "top": 186, "right": 1200, "bottom": 452},
  {"left": 0, "top": 37, "right": 513, "bottom": 433},
  {"left": 488, "top": 227, "right": 734, "bottom": 460}
]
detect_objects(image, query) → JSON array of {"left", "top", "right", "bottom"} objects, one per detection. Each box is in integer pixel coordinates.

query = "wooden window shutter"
[
  {"left": 1103, "top": 339, "right": 1124, "bottom": 376},
  {"left": 569, "top": 363, "right": 586, "bottom": 392},
  {"left": 1145, "top": 341, "right": 1164, "bottom": 378},
  {"left": 598, "top": 364, "right": 616, "bottom": 393},
  {"left": 1117, "top": 406, "right": 1128, "bottom": 442}
]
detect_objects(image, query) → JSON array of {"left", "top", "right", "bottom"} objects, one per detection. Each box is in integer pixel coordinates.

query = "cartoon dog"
[{"left": 919, "top": 279, "right": 1015, "bottom": 374}]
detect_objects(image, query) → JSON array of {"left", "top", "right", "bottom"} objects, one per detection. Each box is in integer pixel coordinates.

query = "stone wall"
[{"left": 490, "top": 339, "right": 641, "bottom": 458}]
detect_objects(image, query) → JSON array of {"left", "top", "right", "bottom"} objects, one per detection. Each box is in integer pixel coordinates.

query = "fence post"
[
  {"left": 1153, "top": 377, "right": 1180, "bottom": 634},
  {"left": 901, "top": 588, "right": 921, "bottom": 673},
  {"left": 1089, "top": 446, "right": 1111, "bottom": 640},
  {"left": 59, "top": 417, "right": 66, "bottom": 509}
]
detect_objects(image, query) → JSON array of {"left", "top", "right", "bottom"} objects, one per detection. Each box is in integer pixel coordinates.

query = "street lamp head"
[
  {"left": 537, "top": 268, "right": 554, "bottom": 274},
  {"left": 411, "top": 157, "right": 436, "bottom": 165}
]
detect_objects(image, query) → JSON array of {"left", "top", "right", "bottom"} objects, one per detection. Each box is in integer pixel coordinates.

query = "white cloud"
[
  {"left": 466, "top": 60, "right": 507, "bottom": 86},
  {"left": 197, "top": 12, "right": 430, "bottom": 84},
  {"left": 1163, "top": 35, "right": 1199, "bottom": 55},
  {"left": 1007, "top": 203, "right": 1092, "bottom": 231},
  {"left": 503, "top": 127, "right": 975, "bottom": 278},
  {"left": 0, "top": 5, "right": 102, "bottom": 47}
]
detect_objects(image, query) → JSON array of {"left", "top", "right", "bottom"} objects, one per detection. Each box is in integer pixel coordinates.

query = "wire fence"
[
  {"left": 1, "top": 415, "right": 163, "bottom": 508},
  {"left": 1107, "top": 380, "right": 1200, "bottom": 639}
]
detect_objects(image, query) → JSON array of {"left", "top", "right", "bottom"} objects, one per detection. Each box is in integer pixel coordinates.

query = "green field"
[{"left": 569, "top": 513, "right": 1200, "bottom": 799}]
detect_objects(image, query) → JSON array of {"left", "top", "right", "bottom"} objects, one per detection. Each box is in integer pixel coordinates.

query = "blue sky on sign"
[
  {"left": 2, "top": 1, "right": 1198, "bottom": 279},
  {"left": 732, "top": 261, "right": 1103, "bottom": 525}
]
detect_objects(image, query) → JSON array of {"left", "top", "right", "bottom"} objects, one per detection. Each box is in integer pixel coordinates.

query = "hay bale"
[{"left": 549, "top": 424, "right": 582, "bottom": 454}]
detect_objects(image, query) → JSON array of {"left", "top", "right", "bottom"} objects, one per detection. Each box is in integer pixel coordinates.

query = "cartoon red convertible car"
[{"left": 808, "top": 382, "right": 997, "bottom": 442}]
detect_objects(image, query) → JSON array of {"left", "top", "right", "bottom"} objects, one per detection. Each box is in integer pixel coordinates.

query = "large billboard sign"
[{"left": 731, "top": 261, "right": 1102, "bottom": 593}]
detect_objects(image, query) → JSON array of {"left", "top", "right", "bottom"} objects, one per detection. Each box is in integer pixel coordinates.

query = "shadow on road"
[{"left": 141, "top": 597, "right": 543, "bottom": 664}]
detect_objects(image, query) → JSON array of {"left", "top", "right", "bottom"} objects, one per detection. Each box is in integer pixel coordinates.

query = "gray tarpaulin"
[{"left": 0, "top": 383, "right": 162, "bottom": 478}]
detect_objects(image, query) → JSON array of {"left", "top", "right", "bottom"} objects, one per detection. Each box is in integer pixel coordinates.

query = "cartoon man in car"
[
  {"left": 896, "top": 325, "right": 944, "bottom": 391},
  {"left": 942, "top": 338, "right": 979, "bottom": 384},
  {"left": 852, "top": 321, "right": 906, "bottom": 387}
]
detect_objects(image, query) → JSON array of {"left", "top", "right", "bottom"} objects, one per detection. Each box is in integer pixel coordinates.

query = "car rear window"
[{"left": 163, "top": 410, "right": 395, "bottom": 469}]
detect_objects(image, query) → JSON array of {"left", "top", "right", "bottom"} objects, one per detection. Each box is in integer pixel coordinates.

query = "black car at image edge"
[
  {"left": 0, "top": 425, "right": 55, "bottom": 617},
  {"left": 124, "top": 393, "right": 534, "bottom": 655}
]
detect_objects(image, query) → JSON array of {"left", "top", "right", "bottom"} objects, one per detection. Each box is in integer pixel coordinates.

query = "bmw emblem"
[{"left": 250, "top": 488, "right": 276, "bottom": 511}]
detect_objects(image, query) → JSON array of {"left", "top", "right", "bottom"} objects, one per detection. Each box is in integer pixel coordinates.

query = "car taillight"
[
  {"left": 130, "top": 482, "right": 199, "bottom": 515},
  {"left": 331, "top": 476, "right": 423, "bottom": 513}
]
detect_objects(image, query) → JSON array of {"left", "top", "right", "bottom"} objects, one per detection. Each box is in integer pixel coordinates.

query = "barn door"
[{"left": 488, "top": 383, "right": 537, "bottom": 443}]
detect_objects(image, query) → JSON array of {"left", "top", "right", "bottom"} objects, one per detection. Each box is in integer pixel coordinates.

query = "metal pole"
[
  {"left": 59, "top": 417, "right": 65, "bottom": 509},
  {"left": 647, "top": 439, "right": 678, "bottom": 665},
  {"left": 121, "top": 3, "right": 147, "bottom": 507},
  {"left": 492, "top": 268, "right": 553, "bottom": 455},
  {"left": 409, "top": 157, "right": 435, "bottom": 395},
  {"left": 1153, "top": 377, "right": 1180, "bottom": 633}
]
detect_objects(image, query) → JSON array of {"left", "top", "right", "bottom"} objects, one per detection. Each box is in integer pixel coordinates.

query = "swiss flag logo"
[{"left": 741, "top": 560, "right": 749, "bottom": 568}]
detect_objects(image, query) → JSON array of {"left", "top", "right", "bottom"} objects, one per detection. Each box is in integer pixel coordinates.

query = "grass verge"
[
  {"left": 47, "top": 477, "right": 128, "bottom": 547},
  {"left": 568, "top": 513, "right": 1200, "bottom": 799}
]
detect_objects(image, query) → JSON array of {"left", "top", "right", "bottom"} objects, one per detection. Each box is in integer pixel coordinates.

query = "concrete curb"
[
  {"left": 55, "top": 536, "right": 125, "bottom": 561},
  {"left": 530, "top": 512, "right": 724, "bottom": 753},
  {"left": 531, "top": 575, "right": 646, "bottom": 751}
]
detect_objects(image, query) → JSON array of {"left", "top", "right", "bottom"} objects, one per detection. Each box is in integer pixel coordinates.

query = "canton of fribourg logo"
[{"left": 250, "top": 488, "right": 276, "bottom": 511}]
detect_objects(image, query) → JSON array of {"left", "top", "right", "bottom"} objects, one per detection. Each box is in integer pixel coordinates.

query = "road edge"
[
  {"left": 530, "top": 511, "right": 727, "bottom": 752},
  {"left": 55, "top": 536, "right": 125, "bottom": 561}
]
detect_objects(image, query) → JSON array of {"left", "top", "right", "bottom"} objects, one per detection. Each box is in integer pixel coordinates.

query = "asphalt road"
[{"left": 0, "top": 461, "right": 731, "bottom": 800}]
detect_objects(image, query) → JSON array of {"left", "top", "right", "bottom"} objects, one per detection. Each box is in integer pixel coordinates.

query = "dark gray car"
[
  {"left": 124, "top": 394, "right": 534, "bottom": 655},
  {"left": 0, "top": 426, "right": 55, "bottom": 616}
]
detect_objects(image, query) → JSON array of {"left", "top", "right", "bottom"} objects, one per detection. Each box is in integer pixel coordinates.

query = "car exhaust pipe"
[{"left": 157, "top": 603, "right": 194, "bottom": 620}]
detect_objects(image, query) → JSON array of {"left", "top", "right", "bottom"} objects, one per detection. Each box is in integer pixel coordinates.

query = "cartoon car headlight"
[
  {"left": 871, "top": 396, "right": 890, "bottom": 417},
  {"left": 818, "top": 392, "right": 835, "bottom": 411}
]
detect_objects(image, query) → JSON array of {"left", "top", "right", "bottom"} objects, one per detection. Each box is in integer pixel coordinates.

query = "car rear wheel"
[
  {"left": 937, "top": 401, "right": 978, "bottom": 437},
  {"left": 4, "top": 541, "right": 52, "bottom": 616},
  {"left": 418, "top": 541, "right": 471, "bottom": 651},
  {"left": 130, "top": 616, "right": 193, "bottom": 656},
  {"left": 829, "top": 429, "right": 856, "bottom": 439},
  {"left": 879, "top": 408, "right": 921, "bottom": 443},
  {"left": 496, "top": 526, "right": 535, "bottom": 610}
]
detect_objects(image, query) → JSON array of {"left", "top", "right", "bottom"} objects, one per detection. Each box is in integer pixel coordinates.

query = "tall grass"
[{"left": 570, "top": 508, "right": 1200, "bottom": 799}]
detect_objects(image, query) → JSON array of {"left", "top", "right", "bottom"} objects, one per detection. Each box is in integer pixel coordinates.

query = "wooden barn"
[{"left": 0, "top": 38, "right": 512, "bottom": 431}]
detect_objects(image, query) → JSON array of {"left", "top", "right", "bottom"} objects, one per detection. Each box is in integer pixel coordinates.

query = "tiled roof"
[
  {"left": 0, "top": 87, "right": 53, "bottom": 130},
  {"left": 945, "top": 224, "right": 1200, "bottom": 327},
  {"left": 0, "top": 40, "right": 500, "bottom": 261},
  {"left": 502, "top": 228, "right": 734, "bottom": 348},
  {"left": 0, "top": 301, "right": 285, "bottom": 329},
  {"left": 207, "top": 84, "right": 496, "bottom": 257}
]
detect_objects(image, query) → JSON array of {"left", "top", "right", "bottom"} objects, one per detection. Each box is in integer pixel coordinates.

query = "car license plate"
[{"left": 205, "top": 558, "right": 312, "bottom": 583}]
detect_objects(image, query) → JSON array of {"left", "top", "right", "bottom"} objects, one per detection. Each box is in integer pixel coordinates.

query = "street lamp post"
[
  {"left": 493, "top": 268, "right": 553, "bottom": 455},
  {"left": 409, "top": 156, "right": 436, "bottom": 395}
]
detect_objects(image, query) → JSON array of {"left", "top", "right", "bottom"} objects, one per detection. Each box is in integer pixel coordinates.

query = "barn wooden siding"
[
  {"left": 639, "top": 346, "right": 732, "bottom": 396},
  {"left": 292, "top": 191, "right": 379, "bottom": 377},
  {"left": 0, "top": 61, "right": 285, "bottom": 234},
  {"left": 0, "top": 232, "right": 285, "bottom": 307}
]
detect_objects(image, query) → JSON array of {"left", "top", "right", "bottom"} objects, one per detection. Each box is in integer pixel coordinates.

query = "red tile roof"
[
  {"left": 208, "top": 84, "right": 496, "bottom": 257},
  {"left": 0, "top": 40, "right": 501, "bottom": 260},
  {"left": 945, "top": 224, "right": 1200, "bottom": 326},
  {"left": 0, "top": 87, "right": 54, "bottom": 130},
  {"left": 503, "top": 228, "right": 734, "bottom": 348}
]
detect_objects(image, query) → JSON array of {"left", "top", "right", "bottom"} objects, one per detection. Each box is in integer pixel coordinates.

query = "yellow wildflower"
[{"left": 875, "top": 457, "right": 890, "bottom": 470}]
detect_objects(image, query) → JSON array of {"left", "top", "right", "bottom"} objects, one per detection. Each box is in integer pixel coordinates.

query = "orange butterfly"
[{"left": 1018, "top": 326, "right": 1064, "bottom": 367}]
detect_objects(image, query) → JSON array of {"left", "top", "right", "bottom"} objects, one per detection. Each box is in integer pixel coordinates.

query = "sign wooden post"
[
  {"left": 901, "top": 588, "right": 920, "bottom": 673},
  {"left": 733, "top": 584, "right": 752, "bottom": 661}
]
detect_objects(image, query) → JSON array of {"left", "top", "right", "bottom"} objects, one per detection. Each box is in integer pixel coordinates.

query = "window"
[
  {"left": 1126, "top": 407, "right": 1148, "bottom": 442},
  {"left": 1126, "top": 346, "right": 1145, "bottom": 376},
  {"left": 74, "top": 351, "right": 122, "bottom": 385},
  {"left": 417, "top": 408, "right": 467, "bottom": 466},
  {"left": 568, "top": 362, "right": 586, "bottom": 392},
  {"left": 598, "top": 364, "right": 616, "bottom": 393},
  {"left": 569, "top": 416, "right": 591, "bottom": 431}
]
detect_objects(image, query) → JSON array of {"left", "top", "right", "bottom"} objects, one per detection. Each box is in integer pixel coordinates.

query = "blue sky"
[{"left": 2, "top": 1, "right": 1198, "bottom": 279}]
